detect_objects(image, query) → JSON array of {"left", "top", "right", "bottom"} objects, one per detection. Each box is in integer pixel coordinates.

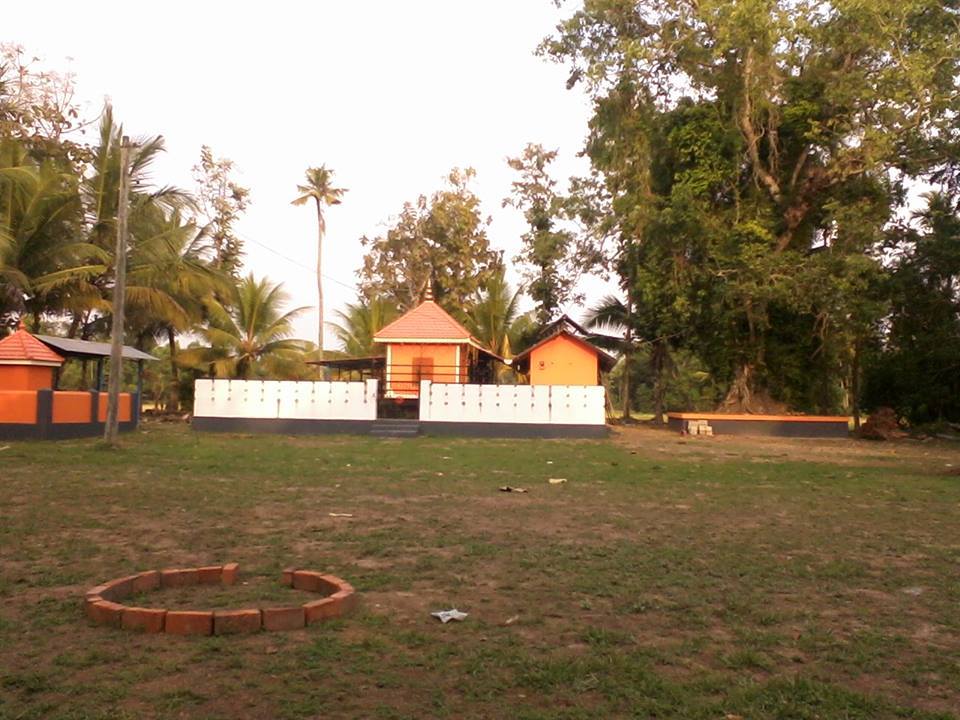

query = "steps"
[{"left": 369, "top": 419, "right": 421, "bottom": 439}]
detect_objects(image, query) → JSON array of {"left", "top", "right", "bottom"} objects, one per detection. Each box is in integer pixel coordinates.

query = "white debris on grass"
[{"left": 432, "top": 609, "right": 468, "bottom": 623}]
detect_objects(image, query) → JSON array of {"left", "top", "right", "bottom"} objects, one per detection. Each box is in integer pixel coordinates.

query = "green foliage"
[
  {"left": 193, "top": 145, "right": 250, "bottom": 277},
  {"left": 543, "top": 0, "right": 959, "bottom": 413},
  {"left": 328, "top": 296, "right": 399, "bottom": 357},
  {"left": 0, "top": 49, "right": 317, "bottom": 407},
  {"left": 179, "top": 273, "right": 312, "bottom": 379},
  {"left": 463, "top": 266, "right": 533, "bottom": 377},
  {"left": 0, "top": 139, "right": 90, "bottom": 326},
  {"left": 358, "top": 168, "right": 500, "bottom": 313},
  {"left": 292, "top": 164, "right": 347, "bottom": 355},
  {"left": 504, "top": 144, "right": 577, "bottom": 324},
  {"left": 864, "top": 193, "right": 960, "bottom": 423}
]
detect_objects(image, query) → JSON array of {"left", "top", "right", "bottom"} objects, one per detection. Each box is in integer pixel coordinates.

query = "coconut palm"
[
  {"left": 0, "top": 138, "right": 105, "bottom": 329},
  {"left": 180, "top": 274, "right": 311, "bottom": 379},
  {"left": 291, "top": 165, "right": 347, "bottom": 358},
  {"left": 125, "top": 208, "right": 227, "bottom": 409},
  {"left": 328, "top": 296, "right": 399, "bottom": 357},
  {"left": 584, "top": 294, "right": 673, "bottom": 423},
  {"left": 465, "top": 267, "right": 524, "bottom": 358},
  {"left": 67, "top": 104, "right": 191, "bottom": 335},
  {"left": 83, "top": 104, "right": 189, "bottom": 252}
]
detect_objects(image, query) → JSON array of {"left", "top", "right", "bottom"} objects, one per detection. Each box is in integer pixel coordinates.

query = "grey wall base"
[
  {"left": 191, "top": 417, "right": 609, "bottom": 439},
  {"left": 667, "top": 416, "right": 849, "bottom": 439},
  {"left": 421, "top": 422, "right": 609, "bottom": 439},
  {"left": 192, "top": 417, "right": 376, "bottom": 435},
  {"left": 0, "top": 419, "right": 137, "bottom": 441}
]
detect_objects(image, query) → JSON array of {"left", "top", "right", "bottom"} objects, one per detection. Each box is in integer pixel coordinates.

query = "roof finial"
[
  {"left": 17, "top": 318, "right": 27, "bottom": 332},
  {"left": 424, "top": 283, "right": 434, "bottom": 302}
]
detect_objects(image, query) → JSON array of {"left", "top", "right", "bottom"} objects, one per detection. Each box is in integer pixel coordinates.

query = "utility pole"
[
  {"left": 104, "top": 135, "right": 131, "bottom": 446},
  {"left": 621, "top": 243, "right": 635, "bottom": 421}
]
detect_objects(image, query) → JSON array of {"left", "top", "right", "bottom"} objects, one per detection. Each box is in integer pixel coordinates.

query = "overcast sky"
[{"left": 7, "top": 1, "right": 613, "bottom": 346}]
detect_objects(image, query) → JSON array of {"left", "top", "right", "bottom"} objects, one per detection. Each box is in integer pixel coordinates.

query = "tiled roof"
[
  {"left": 373, "top": 300, "right": 474, "bottom": 342},
  {"left": 511, "top": 328, "right": 618, "bottom": 371},
  {"left": 0, "top": 327, "right": 65, "bottom": 364}
]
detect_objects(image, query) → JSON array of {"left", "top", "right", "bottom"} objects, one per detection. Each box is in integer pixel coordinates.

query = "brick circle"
[{"left": 83, "top": 564, "right": 356, "bottom": 635}]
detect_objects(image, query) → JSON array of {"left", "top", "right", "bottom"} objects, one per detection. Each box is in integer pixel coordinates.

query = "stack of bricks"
[
  {"left": 684, "top": 419, "right": 714, "bottom": 437},
  {"left": 83, "top": 563, "right": 356, "bottom": 636}
]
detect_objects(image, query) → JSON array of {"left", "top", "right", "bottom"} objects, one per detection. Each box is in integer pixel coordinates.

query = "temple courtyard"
[{"left": 1, "top": 424, "right": 958, "bottom": 719}]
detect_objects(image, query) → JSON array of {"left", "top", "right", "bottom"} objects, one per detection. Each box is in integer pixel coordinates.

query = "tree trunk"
[
  {"left": 315, "top": 198, "right": 325, "bottom": 362},
  {"left": 651, "top": 339, "right": 666, "bottom": 425},
  {"left": 105, "top": 135, "right": 131, "bottom": 446},
  {"left": 851, "top": 340, "right": 861, "bottom": 431},
  {"left": 621, "top": 295, "right": 633, "bottom": 421},
  {"left": 167, "top": 326, "right": 180, "bottom": 414}
]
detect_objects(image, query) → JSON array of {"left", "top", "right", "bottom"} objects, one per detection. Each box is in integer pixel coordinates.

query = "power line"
[{"left": 238, "top": 233, "right": 357, "bottom": 292}]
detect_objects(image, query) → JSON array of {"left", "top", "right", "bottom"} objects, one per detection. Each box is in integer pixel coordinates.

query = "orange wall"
[
  {"left": 0, "top": 365, "right": 55, "bottom": 391},
  {"left": 96, "top": 393, "right": 132, "bottom": 422},
  {"left": 530, "top": 335, "right": 599, "bottom": 386},
  {"left": 53, "top": 392, "right": 92, "bottom": 424},
  {"left": 0, "top": 391, "right": 38, "bottom": 423},
  {"left": 0, "top": 390, "right": 133, "bottom": 426},
  {"left": 387, "top": 343, "right": 464, "bottom": 395}
]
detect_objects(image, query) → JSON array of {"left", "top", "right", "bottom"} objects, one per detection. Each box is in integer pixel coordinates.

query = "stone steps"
[{"left": 369, "top": 419, "right": 421, "bottom": 438}]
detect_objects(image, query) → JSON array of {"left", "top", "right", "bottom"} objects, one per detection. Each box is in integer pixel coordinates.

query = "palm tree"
[
  {"left": 465, "top": 267, "right": 524, "bottom": 358},
  {"left": 584, "top": 294, "right": 673, "bottom": 423},
  {"left": 291, "top": 166, "right": 347, "bottom": 359},
  {"left": 328, "top": 296, "right": 399, "bottom": 357},
  {"left": 125, "top": 207, "right": 226, "bottom": 410},
  {"left": 0, "top": 138, "right": 104, "bottom": 329},
  {"left": 179, "top": 274, "right": 311, "bottom": 379},
  {"left": 60, "top": 104, "right": 194, "bottom": 385}
]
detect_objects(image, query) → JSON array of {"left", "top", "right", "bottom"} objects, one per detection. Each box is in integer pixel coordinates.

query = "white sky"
[{"left": 7, "top": 1, "right": 614, "bottom": 347}]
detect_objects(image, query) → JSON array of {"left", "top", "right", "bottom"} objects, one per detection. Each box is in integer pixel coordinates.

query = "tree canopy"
[
  {"left": 358, "top": 168, "right": 500, "bottom": 313},
  {"left": 540, "top": 0, "right": 960, "bottom": 419}
]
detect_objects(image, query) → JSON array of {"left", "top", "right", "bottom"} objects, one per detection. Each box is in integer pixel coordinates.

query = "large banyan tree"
[{"left": 543, "top": 0, "right": 960, "bottom": 414}]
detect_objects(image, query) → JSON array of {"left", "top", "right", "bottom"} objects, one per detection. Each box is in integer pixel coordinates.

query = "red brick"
[
  {"left": 160, "top": 568, "right": 199, "bottom": 588},
  {"left": 122, "top": 606, "right": 166, "bottom": 633},
  {"left": 214, "top": 609, "right": 261, "bottom": 635},
  {"left": 85, "top": 584, "right": 111, "bottom": 601},
  {"left": 292, "top": 570, "right": 325, "bottom": 592},
  {"left": 99, "top": 575, "right": 137, "bottom": 601},
  {"left": 281, "top": 567, "right": 296, "bottom": 587},
  {"left": 221, "top": 562, "right": 239, "bottom": 585},
  {"left": 164, "top": 610, "right": 213, "bottom": 636},
  {"left": 303, "top": 597, "right": 340, "bottom": 624},
  {"left": 331, "top": 589, "right": 358, "bottom": 614},
  {"left": 317, "top": 574, "right": 345, "bottom": 595},
  {"left": 86, "top": 599, "right": 125, "bottom": 627},
  {"left": 132, "top": 570, "right": 160, "bottom": 593},
  {"left": 82, "top": 594, "right": 103, "bottom": 616},
  {"left": 262, "top": 606, "right": 304, "bottom": 631},
  {"left": 197, "top": 565, "right": 223, "bottom": 584},
  {"left": 83, "top": 593, "right": 102, "bottom": 609}
]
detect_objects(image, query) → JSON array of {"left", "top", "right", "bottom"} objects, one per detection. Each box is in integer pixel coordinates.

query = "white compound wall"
[
  {"left": 418, "top": 381, "right": 606, "bottom": 425},
  {"left": 193, "top": 379, "right": 378, "bottom": 421}
]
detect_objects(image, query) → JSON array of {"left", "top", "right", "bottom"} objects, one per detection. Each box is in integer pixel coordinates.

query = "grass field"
[{"left": 1, "top": 423, "right": 959, "bottom": 719}]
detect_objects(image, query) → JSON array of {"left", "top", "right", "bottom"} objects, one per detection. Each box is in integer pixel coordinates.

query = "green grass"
[{"left": 0, "top": 423, "right": 958, "bottom": 719}]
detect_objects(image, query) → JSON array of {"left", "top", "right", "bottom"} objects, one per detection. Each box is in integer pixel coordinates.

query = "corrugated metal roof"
[
  {"left": 35, "top": 335, "right": 157, "bottom": 361},
  {"left": 0, "top": 328, "right": 66, "bottom": 364}
]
